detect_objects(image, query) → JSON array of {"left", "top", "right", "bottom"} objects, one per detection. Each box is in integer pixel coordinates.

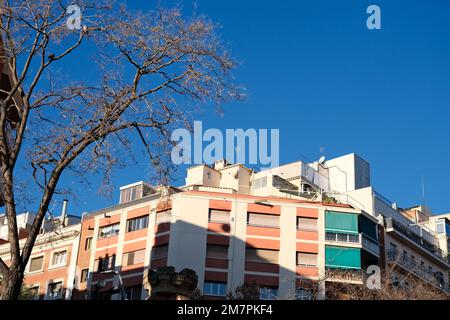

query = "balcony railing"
[
  {"left": 325, "top": 268, "right": 364, "bottom": 282},
  {"left": 362, "top": 235, "right": 380, "bottom": 256},
  {"left": 385, "top": 217, "right": 450, "bottom": 264},
  {"left": 325, "top": 232, "right": 361, "bottom": 244},
  {"left": 386, "top": 249, "right": 449, "bottom": 293}
]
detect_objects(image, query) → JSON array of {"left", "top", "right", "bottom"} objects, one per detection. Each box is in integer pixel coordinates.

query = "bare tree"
[
  {"left": 0, "top": 0, "right": 242, "bottom": 299},
  {"left": 324, "top": 267, "right": 449, "bottom": 300}
]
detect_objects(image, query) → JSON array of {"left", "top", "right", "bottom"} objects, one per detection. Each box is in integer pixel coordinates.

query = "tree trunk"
[{"left": 0, "top": 267, "right": 23, "bottom": 300}]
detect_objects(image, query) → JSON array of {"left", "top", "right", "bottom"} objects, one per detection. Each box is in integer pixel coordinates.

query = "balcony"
[
  {"left": 386, "top": 249, "right": 449, "bottom": 293},
  {"left": 362, "top": 235, "right": 380, "bottom": 257},
  {"left": 325, "top": 268, "right": 364, "bottom": 284},
  {"left": 385, "top": 217, "right": 450, "bottom": 265},
  {"left": 325, "top": 232, "right": 361, "bottom": 245}
]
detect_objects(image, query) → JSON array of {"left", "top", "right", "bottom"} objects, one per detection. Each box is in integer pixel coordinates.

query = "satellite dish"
[{"left": 318, "top": 156, "right": 326, "bottom": 164}]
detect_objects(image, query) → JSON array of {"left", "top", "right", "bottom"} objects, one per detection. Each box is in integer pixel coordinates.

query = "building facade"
[{"left": 0, "top": 153, "right": 449, "bottom": 299}]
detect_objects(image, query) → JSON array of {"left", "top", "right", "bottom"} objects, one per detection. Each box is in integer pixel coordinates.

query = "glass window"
[
  {"left": 126, "top": 215, "right": 149, "bottom": 232},
  {"left": 259, "top": 287, "right": 278, "bottom": 300},
  {"left": 209, "top": 210, "right": 230, "bottom": 223},
  {"left": 246, "top": 248, "right": 279, "bottom": 264},
  {"left": 206, "top": 245, "right": 228, "bottom": 260},
  {"left": 125, "top": 285, "right": 142, "bottom": 300},
  {"left": 296, "top": 252, "right": 318, "bottom": 267},
  {"left": 29, "top": 256, "right": 44, "bottom": 273},
  {"left": 97, "top": 255, "right": 116, "bottom": 272},
  {"left": 123, "top": 249, "right": 146, "bottom": 266},
  {"left": 203, "top": 282, "right": 227, "bottom": 296},
  {"left": 436, "top": 220, "right": 445, "bottom": 234},
  {"left": 51, "top": 251, "right": 67, "bottom": 266},
  {"left": 98, "top": 223, "right": 120, "bottom": 239},
  {"left": 85, "top": 237, "right": 92, "bottom": 251},
  {"left": 29, "top": 286, "right": 39, "bottom": 300},
  {"left": 47, "top": 281, "right": 63, "bottom": 299},
  {"left": 247, "top": 213, "right": 279, "bottom": 228},
  {"left": 155, "top": 210, "right": 172, "bottom": 224},
  {"left": 80, "top": 269, "right": 89, "bottom": 283},
  {"left": 295, "top": 288, "right": 313, "bottom": 300},
  {"left": 297, "top": 217, "right": 317, "bottom": 230},
  {"left": 151, "top": 245, "right": 168, "bottom": 260}
]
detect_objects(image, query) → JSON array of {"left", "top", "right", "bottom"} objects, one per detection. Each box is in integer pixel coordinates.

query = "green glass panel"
[
  {"left": 325, "top": 246, "right": 361, "bottom": 269},
  {"left": 325, "top": 211, "right": 358, "bottom": 235}
]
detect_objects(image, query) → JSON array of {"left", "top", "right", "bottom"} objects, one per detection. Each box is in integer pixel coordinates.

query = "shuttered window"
[
  {"left": 246, "top": 248, "right": 279, "bottom": 264},
  {"left": 209, "top": 210, "right": 230, "bottom": 223},
  {"left": 123, "top": 249, "right": 146, "bottom": 266},
  {"left": 206, "top": 245, "right": 228, "bottom": 260},
  {"left": 247, "top": 213, "right": 279, "bottom": 228},
  {"left": 151, "top": 245, "right": 168, "bottom": 260},
  {"left": 29, "top": 256, "right": 44, "bottom": 272},
  {"left": 296, "top": 252, "right": 317, "bottom": 267},
  {"left": 297, "top": 217, "right": 318, "bottom": 230}
]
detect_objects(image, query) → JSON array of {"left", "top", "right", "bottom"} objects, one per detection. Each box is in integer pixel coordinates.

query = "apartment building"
[
  {"left": 0, "top": 201, "right": 81, "bottom": 300},
  {"left": 70, "top": 180, "right": 380, "bottom": 300},
  {"left": 0, "top": 153, "right": 448, "bottom": 300}
]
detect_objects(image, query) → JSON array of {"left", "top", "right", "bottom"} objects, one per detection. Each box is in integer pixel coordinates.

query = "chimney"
[{"left": 61, "top": 199, "right": 68, "bottom": 227}]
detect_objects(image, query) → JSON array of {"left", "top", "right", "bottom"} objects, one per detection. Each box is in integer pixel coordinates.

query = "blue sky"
[{"left": 47, "top": 0, "right": 450, "bottom": 216}]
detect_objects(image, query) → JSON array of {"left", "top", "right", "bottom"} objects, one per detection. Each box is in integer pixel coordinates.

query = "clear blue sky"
[{"left": 51, "top": 0, "right": 450, "bottom": 216}]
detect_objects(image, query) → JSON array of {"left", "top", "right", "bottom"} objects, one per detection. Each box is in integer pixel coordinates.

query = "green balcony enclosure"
[
  {"left": 325, "top": 246, "right": 361, "bottom": 269},
  {"left": 325, "top": 211, "right": 359, "bottom": 235}
]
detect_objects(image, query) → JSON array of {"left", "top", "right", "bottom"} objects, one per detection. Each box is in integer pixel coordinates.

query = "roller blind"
[
  {"left": 248, "top": 213, "right": 279, "bottom": 228},
  {"left": 246, "top": 248, "right": 279, "bottom": 264},
  {"left": 206, "top": 245, "right": 229, "bottom": 260},
  {"left": 29, "top": 256, "right": 44, "bottom": 272},
  {"left": 325, "top": 246, "right": 361, "bottom": 269},
  {"left": 325, "top": 211, "right": 358, "bottom": 235},
  {"left": 296, "top": 253, "right": 318, "bottom": 266},
  {"left": 156, "top": 210, "right": 171, "bottom": 224},
  {"left": 209, "top": 210, "right": 230, "bottom": 223},
  {"left": 297, "top": 217, "right": 318, "bottom": 230}
]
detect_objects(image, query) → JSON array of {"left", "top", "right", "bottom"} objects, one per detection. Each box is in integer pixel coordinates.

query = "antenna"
[
  {"left": 318, "top": 156, "right": 326, "bottom": 165},
  {"left": 421, "top": 175, "right": 426, "bottom": 205}
]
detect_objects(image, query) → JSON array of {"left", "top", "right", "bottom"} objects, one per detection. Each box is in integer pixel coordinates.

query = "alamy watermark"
[{"left": 171, "top": 121, "right": 280, "bottom": 168}]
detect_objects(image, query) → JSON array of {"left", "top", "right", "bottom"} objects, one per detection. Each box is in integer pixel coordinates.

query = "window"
[
  {"left": 125, "top": 285, "right": 143, "bottom": 300},
  {"left": 80, "top": 269, "right": 89, "bottom": 283},
  {"left": 120, "top": 186, "right": 140, "bottom": 203},
  {"left": 85, "top": 237, "right": 92, "bottom": 251},
  {"left": 206, "top": 245, "right": 228, "bottom": 260},
  {"left": 29, "top": 256, "right": 44, "bottom": 273},
  {"left": 203, "top": 282, "right": 227, "bottom": 296},
  {"left": 297, "top": 217, "right": 317, "bottom": 230},
  {"left": 436, "top": 220, "right": 445, "bottom": 234},
  {"left": 155, "top": 210, "right": 172, "bottom": 224},
  {"left": 247, "top": 213, "right": 279, "bottom": 228},
  {"left": 259, "top": 287, "right": 278, "bottom": 300},
  {"left": 51, "top": 250, "right": 67, "bottom": 266},
  {"left": 97, "top": 255, "right": 116, "bottom": 272},
  {"left": 123, "top": 249, "right": 146, "bottom": 266},
  {"left": 29, "top": 286, "right": 40, "bottom": 300},
  {"left": 246, "top": 248, "right": 279, "bottom": 264},
  {"left": 208, "top": 209, "right": 230, "bottom": 223},
  {"left": 253, "top": 177, "right": 268, "bottom": 190},
  {"left": 295, "top": 288, "right": 313, "bottom": 300},
  {"left": 296, "top": 252, "right": 317, "bottom": 267},
  {"left": 98, "top": 223, "right": 120, "bottom": 239},
  {"left": 126, "top": 215, "right": 148, "bottom": 232},
  {"left": 151, "top": 245, "right": 168, "bottom": 260},
  {"left": 47, "top": 281, "right": 63, "bottom": 299},
  {"left": 402, "top": 250, "right": 408, "bottom": 260}
]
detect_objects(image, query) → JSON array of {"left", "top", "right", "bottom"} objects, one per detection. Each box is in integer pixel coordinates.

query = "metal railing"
[
  {"left": 385, "top": 217, "right": 450, "bottom": 264},
  {"left": 325, "top": 268, "right": 364, "bottom": 282},
  {"left": 325, "top": 232, "right": 361, "bottom": 244},
  {"left": 386, "top": 249, "right": 449, "bottom": 293},
  {"left": 362, "top": 235, "right": 380, "bottom": 256}
]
